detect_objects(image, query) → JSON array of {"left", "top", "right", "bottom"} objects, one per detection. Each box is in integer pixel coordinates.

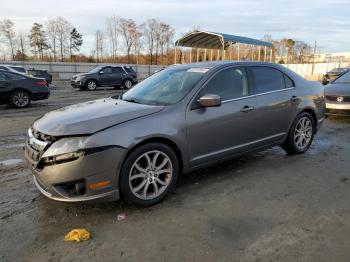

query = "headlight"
[{"left": 42, "top": 137, "right": 89, "bottom": 158}]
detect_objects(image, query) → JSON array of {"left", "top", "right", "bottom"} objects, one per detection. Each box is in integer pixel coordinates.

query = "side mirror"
[
  {"left": 198, "top": 94, "right": 221, "bottom": 107},
  {"left": 99, "top": 71, "right": 104, "bottom": 74}
]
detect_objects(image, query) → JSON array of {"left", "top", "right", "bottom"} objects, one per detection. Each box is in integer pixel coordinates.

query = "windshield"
[
  {"left": 88, "top": 66, "right": 103, "bottom": 74},
  {"left": 334, "top": 71, "right": 350, "bottom": 84},
  {"left": 122, "top": 67, "right": 208, "bottom": 105}
]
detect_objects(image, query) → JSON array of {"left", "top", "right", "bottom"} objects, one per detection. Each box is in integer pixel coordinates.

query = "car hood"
[
  {"left": 33, "top": 98, "right": 165, "bottom": 136},
  {"left": 325, "top": 83, "right": 350, "bottom": 96},
  {"left": 73, "top": 73, "right": 88, "bottom": 78}
]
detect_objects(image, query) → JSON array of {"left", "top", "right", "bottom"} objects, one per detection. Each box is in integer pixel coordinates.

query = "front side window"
[
  {"left": 334, "top": 71, "right": 350, "bottom": 84},
  {"left": 102, "top": 67, "right": 113, "bottom": 74},
  {"left": 122, "top": 67, "right": 207, "bottom": 105},
  {"left": 251, "top": 67, "right": 285, "bottom": 94},
  {"left": 201, "top": 67, "right": 248, "bottom": 101}
]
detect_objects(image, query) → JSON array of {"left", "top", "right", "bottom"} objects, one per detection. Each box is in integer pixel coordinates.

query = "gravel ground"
[{"left": 0, "top": 82, "right": 350, "bottom": 262}]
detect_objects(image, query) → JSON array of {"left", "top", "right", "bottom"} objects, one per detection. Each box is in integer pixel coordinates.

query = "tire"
[
  {"left": 283, "top": 112, "right": 315, "bottom": 154},
  {"left": 123, "top": 79, "right": 133, "bottom": 89},
  {"left": 86, "top": 80, "right": 98, "bottom": 91},
  {"left": 120, "top": 143, "right": 179, "bottom": 207},
  {"left": 10, "top": 90, "right": 31, "bottom": 108}
]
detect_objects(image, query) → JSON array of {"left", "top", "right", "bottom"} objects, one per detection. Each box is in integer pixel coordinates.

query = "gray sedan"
[
  {"left": 25, "top": 62, "right": 325, "bottom": 206},
  {"left": 325, "top": 70, "right": 350, "bottom": 116}
]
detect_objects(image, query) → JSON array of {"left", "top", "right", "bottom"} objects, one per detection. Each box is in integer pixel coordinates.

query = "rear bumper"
[{"left": 32, "top": 91, "right": 50, "bottom": 101}]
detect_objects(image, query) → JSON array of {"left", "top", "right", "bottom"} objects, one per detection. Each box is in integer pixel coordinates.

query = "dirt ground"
[{"left": 0, "top": 82, "right": 350, "bottom": 262}]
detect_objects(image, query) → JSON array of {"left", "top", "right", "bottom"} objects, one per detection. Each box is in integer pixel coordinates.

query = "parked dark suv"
[
  {"left": 71, "top": 65, "right": 138, "bottom": 91},
  {"left": 0, "top": 70, "right": 50, "bottom": 108}
]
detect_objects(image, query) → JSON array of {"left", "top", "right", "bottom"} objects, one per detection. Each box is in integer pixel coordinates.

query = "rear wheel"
[
  {"left": 120, "top": 143, "right": 179, "bottom": 207},
  {"left": 86, "top": 80, "right": 97, "bottom": 91},
  {"left": 10, "top": 90, "right": 31, "bottom": 108},
  {"left": 123, "top": 79, "right": 133, "bottom": 89},
  {"left": 283, "top": 112, "right": 315, "bottom": 154}
]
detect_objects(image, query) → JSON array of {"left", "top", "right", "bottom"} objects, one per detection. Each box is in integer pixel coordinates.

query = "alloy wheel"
[
  {"left": 293, "top": 116, "right": 313, "bottom": 150},
  {"left": 129, "top": 150, "right": 173, "bottom": 200},
  {"left": 87, "top": 81, "right": 97, "bottom": 90},
  {"left": 12, "top": 91, "right": 30, "bottom": 108},
  {"left": 124, "top": 80, "right": 132, "bottom": 89}
]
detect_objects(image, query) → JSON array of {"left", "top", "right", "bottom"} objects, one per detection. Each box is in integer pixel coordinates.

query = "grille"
[
  {"left": 25, "top": 128, "right": 51, "bottom": 168},
  {"left": 325, "top": 95, "right": 350, "bottom": 103}
]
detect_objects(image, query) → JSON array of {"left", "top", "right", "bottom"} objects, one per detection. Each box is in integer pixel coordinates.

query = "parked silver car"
[
  {"left": 325, "top": 70, "right": 350, "bottom": 116},
  {"left": 25, "top": 62, "right": 325, "bottom": 206}
]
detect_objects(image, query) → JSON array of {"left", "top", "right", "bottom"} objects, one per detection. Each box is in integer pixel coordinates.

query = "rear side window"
[
  {"left": 112, "top": 67, "right": 125, "bottom": 73},
  {"left": 251, "top": 67, "right": 285, "bottom": 94},
  {"left": 201, "top": 67, "right": 249, "bottom": 101},
  {"left": 124, "top": 67, "right": 135, "bottom": 73},
  {"left": 10, "top": 66, "right": 26, "bottom": 73},
  {"left": 5, "top": 73, "right": 26, "bottom": 80},
  {"left": 102, "top": 67, "right": 113, "bottom": 74},
  {"left": 284, "top": 74, "right": 294, "bottom": 88}
]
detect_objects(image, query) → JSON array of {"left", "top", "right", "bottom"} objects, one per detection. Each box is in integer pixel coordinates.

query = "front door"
[
  {"left": 99, "top": 67, "right": 113, "bottom": 86},
  {"left": 186, "top": 66, "right": 260, "bottom": 167},
  {"left": 0, "top": 72, "right": 12, "bottom": 104}
]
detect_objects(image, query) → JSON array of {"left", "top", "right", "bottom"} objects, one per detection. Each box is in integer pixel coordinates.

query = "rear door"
[
  {"left": 246, "top": 66, "right": 297, "bottom": 144},
  {"left": 111, "top": 67, "right": 126, "bottom": 85}
]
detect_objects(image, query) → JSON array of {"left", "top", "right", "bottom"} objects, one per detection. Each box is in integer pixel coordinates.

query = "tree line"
[{"left": 0, "top": 17, "right": 316, "bottom": 65}]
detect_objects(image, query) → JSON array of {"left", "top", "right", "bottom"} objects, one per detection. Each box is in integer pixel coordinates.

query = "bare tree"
[
  {"left": 17, "top": 32, "right": 28, "bottom": 60},
  {"left": 106, "top": 15, "right": 119, "bottom": 62},
  {"left": 158, "top": 22, "right": 174, "bottom": 64},
  {"left": 46, "top": 19, "right": 59, "bottom": 61},
  {"left": 0, "top": 19, "right": 16, "bottom": 60},
  {"left": 118, "top": 18, "right": 137, "bottom": 64},
  {"left": 143, "top": 19, "right": 158, "bottom": 65},
  {"left": 95, "top": 30, "right": 104, "bottom": 62},
  {"left": 56, "top": 17, "right": 72, "bottom": 62}
]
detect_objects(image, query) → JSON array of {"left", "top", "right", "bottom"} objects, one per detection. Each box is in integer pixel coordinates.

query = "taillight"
[{"left": 34, "top": 81, "right": 47, "bottom": 86}]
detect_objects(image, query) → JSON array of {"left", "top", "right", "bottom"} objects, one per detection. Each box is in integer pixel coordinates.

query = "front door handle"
[{"left": 240, "top": 105, "right": 254, "bottom": 113}]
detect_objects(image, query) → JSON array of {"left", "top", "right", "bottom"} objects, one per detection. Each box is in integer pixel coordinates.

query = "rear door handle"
[{"left": 240, "top": 105, "right": 254, "bottom": 113}]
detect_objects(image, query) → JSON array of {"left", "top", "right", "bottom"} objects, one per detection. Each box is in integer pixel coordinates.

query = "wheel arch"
[
  {"left": 121, "top": 136, "right": 184, "bottom": 176},
  {"left": 299, "top": 108, "right": 317, "bottom": 130}
]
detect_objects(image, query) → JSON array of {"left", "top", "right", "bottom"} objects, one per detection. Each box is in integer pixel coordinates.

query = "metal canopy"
[{"left": 175, "top": 30, "right": 272, "bottom": 49}]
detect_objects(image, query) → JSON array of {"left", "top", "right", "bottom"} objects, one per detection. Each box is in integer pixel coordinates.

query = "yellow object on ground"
[{"left": 64, "top": 228, "right": 90, "bottom": 242}]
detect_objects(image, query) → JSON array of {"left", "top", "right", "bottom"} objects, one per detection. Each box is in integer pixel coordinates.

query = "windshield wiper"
[{"left": 123, "top": 98, "right": 142, "bottom": 104}]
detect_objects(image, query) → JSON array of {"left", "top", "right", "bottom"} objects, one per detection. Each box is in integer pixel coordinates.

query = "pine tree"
[
  {"left": 69, "top": 28, "right": 83, "bottom": 61},
  {"left": 29, "top": 23, "right": 48, "bottom": 60}
]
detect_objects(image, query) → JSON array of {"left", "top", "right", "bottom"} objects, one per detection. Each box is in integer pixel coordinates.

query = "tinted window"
[
  {"left": 124, "top": 67, "right": 135, "bottom": 73},
  {"left": 251, "top": 67, "right": 285, "bottom": 94},
  {"left": 112, "top": 67, "right": 124, "bottom": 73},
  {"left": 284, "top": 74, "right": 294, "bottom": 88},
  {"left": 102, "top": 67, "right": 112, "bottom": 74},
  {"left": 0, "top": 66, "right": 9, "bottom": 71},
  {"left": 201, "top": 67, "right": 248, "bottom": 101},
  {"left": 10, "top": 66, "right": 26, "bottom": 73},
  {"left": 6, "top": 73, "right": 26, "bottom": 80}
]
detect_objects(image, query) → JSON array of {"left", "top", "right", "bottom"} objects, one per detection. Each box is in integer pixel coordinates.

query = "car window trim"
[{"left": 221, "top": 87, "right": 295, "bottom": 104}]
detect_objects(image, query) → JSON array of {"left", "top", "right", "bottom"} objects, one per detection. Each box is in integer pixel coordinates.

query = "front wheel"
[
  {"left": 10, "top": 90, "right": 31, "bottom": 108},
  {"left": 283, "top": 112, "right": 315, "bottom": 154},
  {"left": 120, "top": 143, "right": 179, "bottom": 207},
  {"left": 86, "top": 80, "right": 97, "bottom": 91}
]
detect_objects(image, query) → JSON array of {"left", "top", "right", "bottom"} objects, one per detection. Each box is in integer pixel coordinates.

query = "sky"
[{"left": 1, "top": 0, "right": 350, "bottom": 54}]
